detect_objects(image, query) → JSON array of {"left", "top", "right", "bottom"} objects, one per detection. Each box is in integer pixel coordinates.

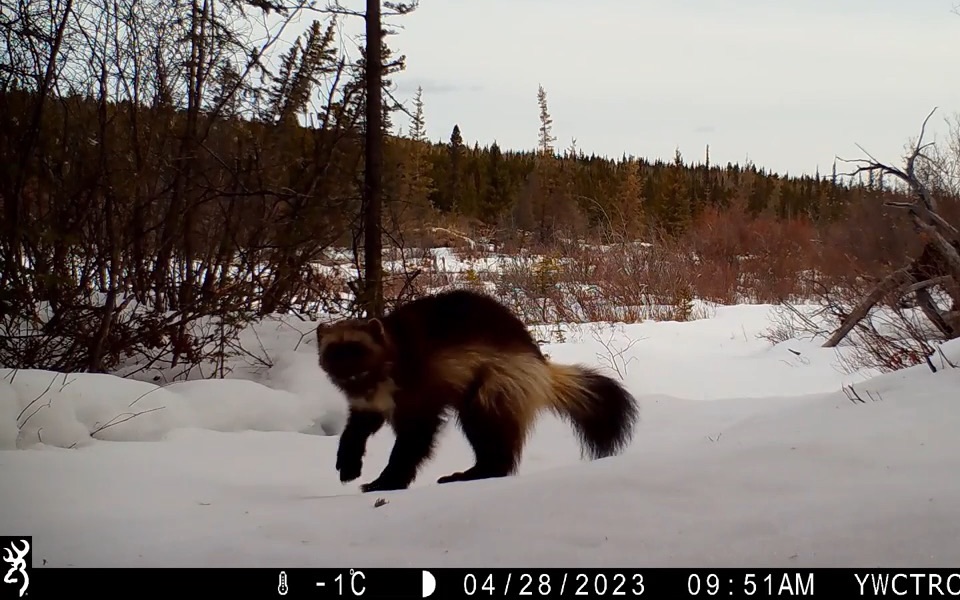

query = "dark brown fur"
[{"left": 316, "top": 289, "right": 640, "bottom": 492}]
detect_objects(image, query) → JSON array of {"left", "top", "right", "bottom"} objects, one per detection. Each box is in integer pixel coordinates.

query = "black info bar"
[{"left": 22, "top": 567, "right": 960, "bottom": 599}]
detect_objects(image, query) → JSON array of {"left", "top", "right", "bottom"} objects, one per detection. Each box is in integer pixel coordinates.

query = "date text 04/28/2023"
[{"left": 462, "top": 572, "right": 646, "bottom": 596}]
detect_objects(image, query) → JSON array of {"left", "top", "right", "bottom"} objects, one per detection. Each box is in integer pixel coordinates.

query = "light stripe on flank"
[{"left": 430, "top": 347, "right": 595, "bottom": 421}]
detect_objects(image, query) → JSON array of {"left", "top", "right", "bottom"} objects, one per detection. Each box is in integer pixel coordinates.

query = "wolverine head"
[{"left": 316, "top": 317, "right": 393, "bottom": 399}]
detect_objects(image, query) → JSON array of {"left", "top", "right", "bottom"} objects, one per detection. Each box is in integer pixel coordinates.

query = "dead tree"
[
  {"left": 824, "top": 108, "right": 960, "bottom": 349},
  {"left": 323, "top": 0, "right": 418, "bottom": 318}
]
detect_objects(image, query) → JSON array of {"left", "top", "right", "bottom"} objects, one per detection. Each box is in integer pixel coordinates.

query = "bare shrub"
[
  {"left": 591, "top": 324, "right": 641, "bottom": 381},
  {"left": 0, "top": 2, "right": 369, "bottom": 376},
  {"left": 781, "top": 110, "right": 960, "bottom": 373},
  {"left": 757, "top": 302, "right": 833, "bottom": 345}
]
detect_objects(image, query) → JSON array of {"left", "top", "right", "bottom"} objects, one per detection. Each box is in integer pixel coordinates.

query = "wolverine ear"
[
  {"left": 316, "top": 323, "right": 332, "bottom": 343},
  {"left": 365, "top": 317, "right": 386, "bottom": 344}
]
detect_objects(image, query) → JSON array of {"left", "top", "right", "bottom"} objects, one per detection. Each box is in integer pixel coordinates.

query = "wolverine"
[{"left": 316, "top": 288, "right": 640, "bottom": 493}]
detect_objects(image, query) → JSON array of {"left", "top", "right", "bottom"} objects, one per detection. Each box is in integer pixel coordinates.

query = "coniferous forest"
[{"left": 2, "top": 0, "right": 959, "bottom": 375}]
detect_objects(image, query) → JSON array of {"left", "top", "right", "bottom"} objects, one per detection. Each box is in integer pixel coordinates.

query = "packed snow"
[{"left": 1, "top": 302, "right": 959, "bottom": 568}]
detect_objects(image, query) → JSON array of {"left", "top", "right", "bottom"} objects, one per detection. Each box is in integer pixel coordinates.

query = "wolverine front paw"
[
  {"left": 360, "top": 477, "right": 407, "bottom": 493},
  {"left": 336, "top": 456, "right": 362, "bottom": 483},
  {"left": 437, "top": 471, "right": 465, "bottom": 484},
  {"left": 339, "top": 465, "right": 361, "bottom": 483}
]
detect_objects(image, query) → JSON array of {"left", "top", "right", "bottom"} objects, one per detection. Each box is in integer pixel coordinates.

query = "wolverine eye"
[
  {"left": 323, "top": 341, "right": 369, "bottom": 365},
  {"left": 345, "top": 370, "right": 371, "bottom": 383}
]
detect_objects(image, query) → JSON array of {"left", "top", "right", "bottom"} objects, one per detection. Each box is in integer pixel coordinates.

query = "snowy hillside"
[{"left": 1, "top": 303, "right": 959, "bottom": 568}]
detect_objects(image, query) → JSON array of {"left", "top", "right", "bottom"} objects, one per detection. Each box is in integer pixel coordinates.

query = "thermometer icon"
[{"left": 278, "top": 570, "right": 289, "bottom": 596}]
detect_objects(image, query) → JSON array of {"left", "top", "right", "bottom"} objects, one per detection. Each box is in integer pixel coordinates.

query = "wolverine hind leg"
[{"left": 438, "top": 389, "right": 527, "bottom": 485}]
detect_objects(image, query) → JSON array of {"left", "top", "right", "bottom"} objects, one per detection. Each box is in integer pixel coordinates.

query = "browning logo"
[{"left": 0, "top": 537, "right": 31, "bottom": 598}]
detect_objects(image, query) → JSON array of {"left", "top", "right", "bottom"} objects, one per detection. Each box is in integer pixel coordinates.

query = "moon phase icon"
[{"left": 422, "top": 570, "right": 436, "bottom": 597}]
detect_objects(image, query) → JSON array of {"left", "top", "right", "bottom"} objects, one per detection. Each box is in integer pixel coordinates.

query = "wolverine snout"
[{"left": 329, "top": 369, "right": 385, "bottom": 398}]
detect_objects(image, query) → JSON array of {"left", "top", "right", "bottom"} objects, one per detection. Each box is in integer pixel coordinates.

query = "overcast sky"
[{"left": 288, "top": 0, "right": 960, "bottom": 176}]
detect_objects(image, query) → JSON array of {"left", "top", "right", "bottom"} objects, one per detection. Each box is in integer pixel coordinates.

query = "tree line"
[{"left": 1, "top": 0, "right": 951, "bottom": 375}]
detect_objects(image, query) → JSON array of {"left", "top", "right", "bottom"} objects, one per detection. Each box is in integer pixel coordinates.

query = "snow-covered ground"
[{"left": 1, "top": 303, "right": 959, "bottom": 568}]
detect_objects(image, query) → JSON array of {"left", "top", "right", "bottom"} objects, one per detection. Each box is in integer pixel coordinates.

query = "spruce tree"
[
  {"left": 410, "top": 86, "right": 426, "bottom": 142},
  {"left": 537, "top": 84, "right": 556, "bottom": 156}
]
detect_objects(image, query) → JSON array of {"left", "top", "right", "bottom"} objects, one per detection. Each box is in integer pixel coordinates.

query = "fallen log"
[
  {"left": 822, "top": 267, "right": 913, "bottom": 348},
  {"left": 915, "top": 287, "right": 955, "bottom": 338},
  {"left": 825, "top": 108, "right": 960, "bottom": 351}
]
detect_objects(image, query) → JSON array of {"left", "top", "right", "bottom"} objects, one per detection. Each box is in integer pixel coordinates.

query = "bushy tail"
[{"left": 544, "top": 363, "right": 640, "bottom": 460}]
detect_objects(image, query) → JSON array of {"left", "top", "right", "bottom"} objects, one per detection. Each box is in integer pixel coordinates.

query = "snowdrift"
[{"left": 1, "top": 305, "right": 958, "bottom": 568}]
